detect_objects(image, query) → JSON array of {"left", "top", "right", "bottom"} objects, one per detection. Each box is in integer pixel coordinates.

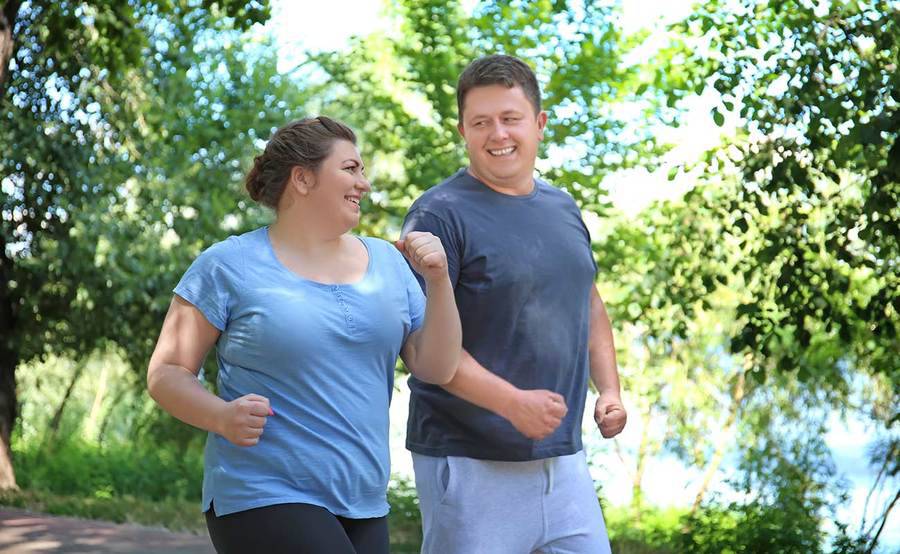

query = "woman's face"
[{"left": 302, "top": 139, "right": 371, "bottom": 231}]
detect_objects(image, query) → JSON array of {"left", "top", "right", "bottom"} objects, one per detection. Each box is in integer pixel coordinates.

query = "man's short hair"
[{"left": 457, "top": 55, "right": 542, "bottom": 119}]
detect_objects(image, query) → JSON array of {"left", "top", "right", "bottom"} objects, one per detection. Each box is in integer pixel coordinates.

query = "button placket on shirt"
[{"left": 333, "top": 285, "right": 355, "bottom": 331}]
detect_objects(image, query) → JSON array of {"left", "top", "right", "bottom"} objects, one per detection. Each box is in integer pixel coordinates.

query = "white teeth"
[
  {"left": 345, "top": 196, "right": 360, "bottom": 205},
  {"left": 489, "top": 146, "right": 515, "bottom": 156}
]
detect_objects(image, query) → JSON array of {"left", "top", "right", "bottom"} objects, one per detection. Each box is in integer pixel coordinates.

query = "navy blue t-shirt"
[{"left": 402, "top": 169, "right": 597, "bottom": 461}]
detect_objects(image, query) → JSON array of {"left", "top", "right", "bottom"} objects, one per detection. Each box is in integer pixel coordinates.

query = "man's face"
[{"left": 458, "top": 84, "right": 547, "bottom": 192}]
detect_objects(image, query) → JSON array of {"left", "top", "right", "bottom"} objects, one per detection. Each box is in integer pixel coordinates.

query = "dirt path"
[{"left": 0, "top": 508, "right": 214, "bottom": 553}]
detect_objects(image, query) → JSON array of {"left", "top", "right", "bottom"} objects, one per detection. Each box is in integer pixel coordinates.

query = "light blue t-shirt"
[{"left": 174, "top": 227, "right": 425, "bottom": 518}]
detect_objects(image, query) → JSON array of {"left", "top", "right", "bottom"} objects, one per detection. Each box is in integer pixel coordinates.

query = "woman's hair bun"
[{"left": 245, "top": 155, "right": 266, "bottom": 202}]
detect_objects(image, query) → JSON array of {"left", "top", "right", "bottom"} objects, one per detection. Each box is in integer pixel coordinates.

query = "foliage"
[
  {"left": 0, "top": 487, "right": 205, "bottom": 533},
  {"left": 605, "top": 504, "right": 682, "bottom": 554},
  {"left": 13, "top": 436, "right": 203, "bottom": 502},
  {"left": 658, "top": 0, "right": 899, "bottom": 385},
  {"left": 595, "top": 198, "right": 745, "bottom": 502},
  {"left": 679, "top": 495, "right": 868, "bottom": 554},
  {"left": 676, "top": 378, "right": 875, "bottom": 554},
  {"left": 0, "top": 0, "right": 299, "bottom": 485},
  {"left": 3, "top": 0, "right": 897, "bottom": 550},
  {"left": 595, "top": 172, "right": 894, "bottom": 548},
  {"left": 4, "top": 437, "right": 430, "bottom": 550},
  {"left": 2, "top": 0, "right": 291, "bottom": 373},
  {"left": 387, "top": 478, "right": 423, "bottom": 553},
  {"left": 310, "top": 0, "right": 665, "bottom": 238}
]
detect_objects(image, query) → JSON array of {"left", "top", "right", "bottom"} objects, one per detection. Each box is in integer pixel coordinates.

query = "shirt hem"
[
  {"left": 406, "top": 440, "right": 582, "bottom": 462},
  {"left": 203, "top": 496, "right": 390, "bottom": 519}
]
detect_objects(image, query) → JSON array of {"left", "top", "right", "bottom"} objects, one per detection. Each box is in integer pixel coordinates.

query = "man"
[{"left": 402, "top": 54, "right": 627, "bottom": 554}]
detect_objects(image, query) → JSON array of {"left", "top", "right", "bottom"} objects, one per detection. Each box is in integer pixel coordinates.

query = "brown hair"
[
  {"left": 245, "top": 116, "right": 357, "bottom": 209},
  {"left": 457, "top": 55, "right": 542, "bottom": 120}
]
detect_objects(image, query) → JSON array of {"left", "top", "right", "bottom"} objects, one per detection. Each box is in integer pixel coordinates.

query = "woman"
[{"left": 146, "top": 116, "right": 461, "bottom": 553}]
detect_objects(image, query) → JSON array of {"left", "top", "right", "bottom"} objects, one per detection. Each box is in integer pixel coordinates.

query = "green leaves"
[
  {"left": 2, "top": 1, "right": 282, "bottom": 374},
  {"left": 650, "top": 0, "right": 900, "bottom": 388},
  {"left": 307, "top": 0, "right": 668, "bottom": 224},
  {"left": 712, "top": 108, "right": 725, "bottom": 127}
]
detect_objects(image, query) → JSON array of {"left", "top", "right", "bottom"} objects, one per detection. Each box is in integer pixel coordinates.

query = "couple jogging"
[{"left": 147, "top": 54, "right": 627, "bottom": 554}]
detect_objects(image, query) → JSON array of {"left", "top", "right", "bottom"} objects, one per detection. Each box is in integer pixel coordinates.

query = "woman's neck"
[
  {"left": 268, "top": 216, "right": 345, "bottom": 259},
  {"left": 267, "top": 218, "right": 367, "bottom": 284}
]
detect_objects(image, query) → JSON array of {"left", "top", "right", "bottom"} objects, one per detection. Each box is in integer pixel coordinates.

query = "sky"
[{"left": 266, "top": 0, "right": 898, "bottom": 548}]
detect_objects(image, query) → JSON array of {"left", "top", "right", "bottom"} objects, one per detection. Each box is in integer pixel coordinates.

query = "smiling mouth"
[
  {"left": 345, "top": 196, "right": 360, "bottom": 206},
  {"left": 488, "top": 146, "right": 516, "bottom": 157}
]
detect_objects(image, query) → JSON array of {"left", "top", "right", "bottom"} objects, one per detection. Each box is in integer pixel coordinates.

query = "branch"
[
  {"left": 0, "top": 1, "right": 23, "bottom": 100},
  {"left": 859, "top": 444, "right": 892, "bottom": 536},
  {"left": 864, "top": 486, "right": 900, "bottom": 554}
]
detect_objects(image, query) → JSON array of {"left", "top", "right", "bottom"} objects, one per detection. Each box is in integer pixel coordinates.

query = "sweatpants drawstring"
[{"left": 545, "top": 458, "right": 555, "bottom": 494}]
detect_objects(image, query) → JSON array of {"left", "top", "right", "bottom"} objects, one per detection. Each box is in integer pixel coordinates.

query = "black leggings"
[{"left": 205, "top": 502, "right": 389, "bottom": 554}]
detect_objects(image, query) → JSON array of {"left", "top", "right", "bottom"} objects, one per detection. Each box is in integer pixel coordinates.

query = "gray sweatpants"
[{"left": 412, "top": 450, "right": 612, "bottom": 554}]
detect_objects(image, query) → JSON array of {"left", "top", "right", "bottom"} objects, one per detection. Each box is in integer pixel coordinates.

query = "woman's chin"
[{"left": 339, "top": 216, "right": 360, "bottom": 234}]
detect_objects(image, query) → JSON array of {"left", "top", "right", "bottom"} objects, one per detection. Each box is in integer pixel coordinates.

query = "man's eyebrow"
[{"left": 468, "top": 109, "right": 525, "bottom": 119}]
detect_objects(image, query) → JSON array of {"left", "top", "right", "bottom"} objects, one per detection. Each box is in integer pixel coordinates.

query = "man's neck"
[{"left": 466, "top": 168, "right": 534, "bottom": 196}]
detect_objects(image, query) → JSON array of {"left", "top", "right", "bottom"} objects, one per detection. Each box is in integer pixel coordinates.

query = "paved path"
[{"left": 0, "top": 509, "right": 214, "bottom": 553}]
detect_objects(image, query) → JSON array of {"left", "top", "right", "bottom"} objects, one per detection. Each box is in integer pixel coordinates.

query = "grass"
[
  {"left": 0, "top": 488, "right": 206, "bottom": 533},
  {"left": 1, "top": 486, "right": 677, "bottom": 553},
  {"left": 0, "top": 486, "right": 423, "bottom": 551},
  {"left": 4, "top": 438, "right": 676, "bottom": 553}
]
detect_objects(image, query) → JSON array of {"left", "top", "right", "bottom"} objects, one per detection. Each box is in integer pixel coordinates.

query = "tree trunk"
[
  {"left": 0, "top": 235, "right": 19, "bottom": 489},
  {"left": 690, "top": 370, "right": 746, "bottom": 513},
  {"left": 83, "top": 363, "right": 108, "bottom": 440},
  {"left": 46, "top": 360, "right": 87, "bottom": 441},
  {"left": 630, "top": 412, "right": 651, "bottom": 521},
  {"left": 0, "top": 1, "right": 23, "bottom": 100},
  {"left": 98, "top": 384, "right": 129, "bottom": 445}
]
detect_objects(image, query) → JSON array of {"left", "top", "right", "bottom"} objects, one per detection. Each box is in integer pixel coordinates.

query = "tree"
[
  {"left": 661, "top": 0, "right": 899, "bottom": 385},
  {"left": 679, "top": 378, "right": 870, "bottom": 554},
  {"left": 597, "top": 182, "right": 893, "bottom": 548},
  {"left": 593, "top": 199, "right": 744, "bottom": 515},
  {"left": 0, "top": 0, "right": 274, "bottom": 489},
  {"left": 310, "top": 0, "right": 663, "bottom": 234},
  {"left": 0, "top": 2, "right": 20, "bottom": 98},
  {"left": 666, "top": 7, "right": 900, "bottom": 539},
  {"left": 307, "top": 2, "right": 897, "bottom": 547}
]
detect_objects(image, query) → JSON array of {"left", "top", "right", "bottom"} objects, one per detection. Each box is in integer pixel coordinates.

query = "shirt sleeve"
[
  {"left": 403, "top": 260, "right": 426, "bottom": 334},
  {"left": 381, "top": 239, "right": 426, "bottom": 337},
  {"left": 401, "top": 208, "right": 461, "bottom": 292},
  {"left": 172, "top": 238, "right": 240, "bottom": 331},
  {"left": 578, "top": 213, "right": 598, "bottom": 277}
]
